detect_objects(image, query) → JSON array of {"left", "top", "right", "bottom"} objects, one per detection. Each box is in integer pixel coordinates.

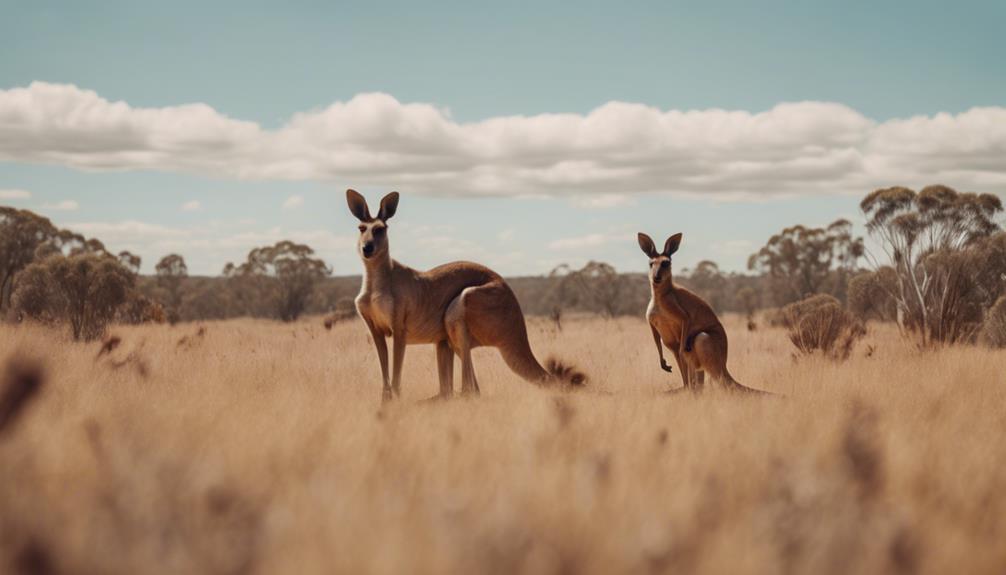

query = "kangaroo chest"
[
  {"left": 356, "top": 290, "right": 395, "bottom": 336},
  {"left": 647, "top": 298, "right": 686, "bottom": 345}
]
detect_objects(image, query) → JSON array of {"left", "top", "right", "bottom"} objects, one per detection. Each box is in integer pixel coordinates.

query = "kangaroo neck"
[
  {"left": 362, "top": 252, "right": 393, "bottom": 292},
  {"left": 653, "top": 280, "right": 684, "bottom": 310}
]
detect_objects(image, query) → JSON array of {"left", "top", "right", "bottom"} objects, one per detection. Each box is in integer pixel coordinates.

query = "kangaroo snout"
[{"left": 362, "top": 242, "right": 375, "bottom": 257}]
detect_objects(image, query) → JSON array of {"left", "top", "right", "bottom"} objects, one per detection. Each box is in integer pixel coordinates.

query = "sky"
[{"left": 1, "top": 0, "right": 1005, "bottom": 277}]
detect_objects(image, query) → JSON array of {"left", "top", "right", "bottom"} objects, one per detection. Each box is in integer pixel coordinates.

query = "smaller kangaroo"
[
  {"left": 348, "top": 189, "right": 585, "bottom": 402},
  {"left": 638, "top": 232, "right": 767, "bottom": 394}
]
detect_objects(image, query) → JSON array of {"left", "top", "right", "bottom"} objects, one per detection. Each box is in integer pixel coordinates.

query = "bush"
[
  {"left": 117, "top": 292, "right": 167, "bottom": 325},
  {"left": 848, "top": 269, "right": 898, "bottom": 322},
  {"left": 782, "top": 294, "right": 866, "bottom": 361},
  {"left": 980, "top": 295, "right": 1006, "bottom": 348},
  {"left": 322, "top": 297, "right": 358, "bottom": 329},
  {"left": 763, "top": 307, "right": 787, "bottom": 328}
]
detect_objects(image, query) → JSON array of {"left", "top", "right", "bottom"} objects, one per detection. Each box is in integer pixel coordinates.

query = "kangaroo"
[
  {"left": 638, "top": 232, "right": 767, "bottom": 394},
  {"left": 347, "top": 189, "right": 586, "bottom": 402}
]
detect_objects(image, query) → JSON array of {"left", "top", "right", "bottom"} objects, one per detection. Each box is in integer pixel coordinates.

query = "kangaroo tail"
[
  {"left": 724, "top": 372, "right": 774, "bottom": 396},
  {"left": 500, "top": 340, "right": 587, "bottom": 388},
  {"left": 544, "top": 358, "right": 587, "bottom": 387}
]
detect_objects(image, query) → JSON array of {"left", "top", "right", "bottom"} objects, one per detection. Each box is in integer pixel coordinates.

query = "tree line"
[{"left": 3, "top": 185, "right": 1004, "bottom": 349}]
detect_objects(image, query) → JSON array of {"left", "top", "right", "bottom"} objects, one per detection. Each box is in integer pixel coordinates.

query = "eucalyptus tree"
[
  {"left": 748, "top": 219, "right": 864, "bottom": 306},
  {"left": 859, "top": 185, "right": 1003, "bottom": 345},
  {"left": 225, "top": 241, "right": 331, "bottom": 321}
]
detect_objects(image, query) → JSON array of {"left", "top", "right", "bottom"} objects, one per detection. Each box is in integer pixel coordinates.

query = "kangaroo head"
[
  {"left": 346, "top": 189, "right": 399, "bottom": 261},
  {"left": 637, "top": 232, "right": 682, "bottom": 286}
]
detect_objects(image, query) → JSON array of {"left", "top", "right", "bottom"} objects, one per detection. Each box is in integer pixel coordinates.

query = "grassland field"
[{"left": 1, "top": 314, "right": 1005, "bottom": 574}]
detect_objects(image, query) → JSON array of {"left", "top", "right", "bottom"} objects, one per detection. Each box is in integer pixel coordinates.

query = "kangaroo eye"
[
  {"left": 660, "top": 260, "right": 670, "bottom": 268},
  {"left": 373, "top": 227, "right": 385, "bottom": 236},
  {"left": 358, "top": 225, "right": 366, "bottom": 233}
]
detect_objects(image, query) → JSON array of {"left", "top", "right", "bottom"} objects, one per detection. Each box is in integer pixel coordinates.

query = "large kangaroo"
[
  {"left": 638, "top": 232, "right": 766, "bottom": 394},
  {"left": 347, "top": 189, "right": 585, "bottom": 402}
]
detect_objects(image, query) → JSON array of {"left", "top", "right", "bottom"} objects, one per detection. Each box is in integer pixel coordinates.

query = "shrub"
[
  {"left": 117, "top": 292, "right": 167, "bottom": 325},
  {"left": 848, "top": 269, "right": 898, "bottom": 323},
  {"left": 782, "top": 294, "right": 866, "bottom": 360},
  {"left": 323, "top": 297, "right": 357, "bottom": 329},
  {"left": 980, "top": 295, "right": 1006, "bottom": 348}
]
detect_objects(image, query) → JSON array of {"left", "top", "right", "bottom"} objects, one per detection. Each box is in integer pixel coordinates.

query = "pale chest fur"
[
  {"left": 647, "top": 297, "right": 685, "bottom": 346},
  {"left": 356, "top": 289, "right": 395, "bottom": 336}
]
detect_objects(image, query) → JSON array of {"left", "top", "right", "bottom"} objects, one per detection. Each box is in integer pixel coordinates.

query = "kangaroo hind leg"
[
  {"left": 434, "top": 339, "right": 455, "bottom": 400},
  {"left": 445, "top": 289, "right": 480, "bottom": 396},
  {"left": 691, "top": 332, "right": 736, "bottom": 392}
]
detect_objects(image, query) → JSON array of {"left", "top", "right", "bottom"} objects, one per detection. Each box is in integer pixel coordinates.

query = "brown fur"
[
  {"left": 348, "top": 190, "right": 585, "bottom": 402},
  {"left": 638, "top": 232, "right": 767, "bottom": 394}
]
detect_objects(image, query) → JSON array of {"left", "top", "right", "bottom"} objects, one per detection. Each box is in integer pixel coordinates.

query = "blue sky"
[{"left": 2, "top": 0, "right": 1005, "bottom": 276}]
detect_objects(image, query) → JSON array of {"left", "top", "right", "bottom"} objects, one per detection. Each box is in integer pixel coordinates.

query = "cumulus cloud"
[
  {"left": 571, "top": 193, "right": 637, "bottom": 209},
  {"left": 40, "top": 199, "right": 79, "bottom": 211},
  {"left": 53, "top": 213, "right": 575, "bottom": 276},
  {"left": 63, "top": 218, "right": 356, "bottom": 275},
  {"left": 0, "top": 189, "right": 32, "bottom": 200},
  {"left": 282, "top": 195, "right": 304, "bottom": 210},
  {"left": 2, "top": 82, "right": 1005, "bottom": 199},
  {"left": 181, "top": 200, "right": 201, "bottom": 211},
  {"left": 711, "top": 239, "right": 756, "bottom": 257},
  {"left": 548, "top": 232, "right": 633, "bottom": 251},
  {"left": 67, "top": 220, "right": 189, "bottom": 242}
]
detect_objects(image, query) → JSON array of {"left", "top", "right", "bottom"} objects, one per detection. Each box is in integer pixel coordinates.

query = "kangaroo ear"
[
  {"left": 637, "top": 233, "right": 658, "bottom": 258},
  {"left": 378, "top": 191, "right": 400, "bottom": 221},
  {"left": 346, "top": 189, "right": 372, "bottom": 221},
  {"left": 663, "top": 233, "right": 683, "bottom": 256}
]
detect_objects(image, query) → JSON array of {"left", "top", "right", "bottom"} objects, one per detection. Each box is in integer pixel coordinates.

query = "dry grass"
[{"left": 1, "top": 315, "right": 1005, "bottom": 574}]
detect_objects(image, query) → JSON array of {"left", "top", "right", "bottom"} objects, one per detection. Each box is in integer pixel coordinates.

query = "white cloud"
[
  {"left": 2, "top": 82, "right": 1005, "bottom": 200},
  {"left": 181, "top": 200, "right": 201, "bottom": 211},
  {"left": 282, "top": 195, "right": 304, "bottom": 210},
  {"left": 548, "top": 232, "right": 632, "bottom": 251},
  {"left": 62, "top": 218, "right": 356, "bottom": 275},
  {"left": 571, "top": 193, "right": 637, "bottom": 209},
  {"left": 67, "top": 220, "right": 189, "bottom": 242},
  {"left": 40, "top": 199, "right": 79, "bottom": 211},
  {"left": 711, "top": 239, "right": 755, "bottom": 256},
  {"left": 0, "top": 189, "right": 32, "bottom": 200}
]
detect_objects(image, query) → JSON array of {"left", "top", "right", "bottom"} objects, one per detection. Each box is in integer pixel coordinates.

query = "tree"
[
  {"left": 155, "top": 254, "right": 188, "bottom": 323},
  {"left": 224, "top": 241, "right": 331, "bottom": 321},
  {"left": 545, "top": 261, "right": 642, "bottom": 318},
  {"left": 0, "top": 208, "right": 59, "bottom": 311},
  {"left": 0, "top": 208, "right": 114, "bottom": 312},
  {"left": 736, "top": 286, "right": 760, "bottom": 330},
  {"left": 117, "top": 251, "right": 141, "bottom": 274},
  {"left": 685, "top": 260, "right": 728, "bottom": 313},
  {"left": 13, "top": 252, "right": 135, "bottom": 340},
  {"left": 748, "top": 220, "right": 864, "bottom": 306},
  {"left": 860, "top": 185, "right": 1003, "bottom": 346},
  {"left": 577, "top": 261, "right": 627, "bottom": 318},
  {"left": 183, "top": 278, "right": 241, "bottom": 321}
]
